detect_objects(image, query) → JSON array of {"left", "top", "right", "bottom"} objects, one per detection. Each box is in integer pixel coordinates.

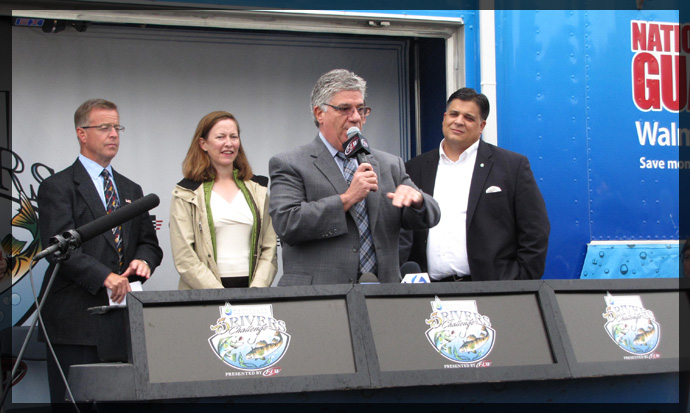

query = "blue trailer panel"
[{"left": 496, "top": 10, "right": 681, "bottom": 279}]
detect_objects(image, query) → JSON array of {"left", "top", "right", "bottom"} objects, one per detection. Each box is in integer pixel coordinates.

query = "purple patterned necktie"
[
  {"left": 337, "top": 153, "right": 377, "bottom": 274},
  {"left": 101, "top": 169, "right": 123, "bottom": 271}
]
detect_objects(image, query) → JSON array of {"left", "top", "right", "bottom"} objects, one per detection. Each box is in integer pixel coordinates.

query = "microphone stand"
[{"left": 0, "top": 231, "right": 80, "bottom": 409}]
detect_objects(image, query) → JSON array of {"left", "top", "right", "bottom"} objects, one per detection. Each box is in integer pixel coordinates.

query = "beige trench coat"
[{"left": 169, "top": 179, "right": 277, "bottom": 289}]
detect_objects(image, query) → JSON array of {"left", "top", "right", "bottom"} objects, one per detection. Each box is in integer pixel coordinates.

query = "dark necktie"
[
  {"left": 101, "top": 169, "right": 123, "bottom": 271},
  {"left": 336, "top": 153, "right": 377, "bottom": 274}
]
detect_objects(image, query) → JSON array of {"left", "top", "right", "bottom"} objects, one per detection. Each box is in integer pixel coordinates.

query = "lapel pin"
[
  {"left": 125, "top": 199, "right": 132, "bottom": 204},
  {"left": 480, "top": 163, "right": 484, "bottom": 167}
]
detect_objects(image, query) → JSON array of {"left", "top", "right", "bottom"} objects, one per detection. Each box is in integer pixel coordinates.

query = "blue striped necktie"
[
  {"left": 101, "top": 169, "right": 123, "bottom": 271},
  {"left": 336, "top": 153, "right": 377, "bottom": 274}
]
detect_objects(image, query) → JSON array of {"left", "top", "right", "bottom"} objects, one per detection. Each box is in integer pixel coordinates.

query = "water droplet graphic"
[
  {"left": 599, "top": 251, "right": 605, "bottom": 258},
  {"left": 592, "top": 259, "right": 597, "bottom": 265},
  {"left": 620, "top": 264, "right": 629, "bottom": 275},
  {"left": 604, "top": 269, "right": 610, "bottom": 274},
  {"left": 11, "top": 294, "right": 21, "bottom": 306},
  {"left": 639, "top": 252, "right": 647, "bottom": 260}
]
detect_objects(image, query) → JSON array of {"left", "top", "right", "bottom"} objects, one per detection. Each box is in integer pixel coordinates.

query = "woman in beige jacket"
[{"left": 170, "top": 111, "right": 277, "bottom": 289}]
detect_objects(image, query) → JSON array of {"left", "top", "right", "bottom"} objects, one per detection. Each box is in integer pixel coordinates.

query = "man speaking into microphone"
[
  {"left": 269, "top": 69, "right": 440, "bottom": 285},
  {"left": 36, "top": 99, "right": 163, "bottom": 403}
]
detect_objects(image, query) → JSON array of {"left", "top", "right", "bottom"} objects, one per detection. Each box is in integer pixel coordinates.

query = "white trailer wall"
[{"left": 11, "top": 23, "right": 410, "bottom": 292}]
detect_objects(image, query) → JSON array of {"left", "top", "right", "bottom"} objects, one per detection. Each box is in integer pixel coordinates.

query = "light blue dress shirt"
[{"left": 78, "top": 154, "right": 120, "bottom": 209}]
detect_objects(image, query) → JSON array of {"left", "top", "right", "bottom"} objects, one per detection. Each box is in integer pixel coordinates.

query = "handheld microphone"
[
  {"left": 358, "top": 272, "right": 379, "bottom": 284},
  {"left": 400, "top": 261, "right": 430, "bottom": 284},
  {"left": 344, "top": 127, "right": 372, "bottom": 164},
  {"left": 400, "top": 261, "right": 422, "bottom": 277},
  {"left": 34, "top": 193, "right": 160, "bottom": 261}
]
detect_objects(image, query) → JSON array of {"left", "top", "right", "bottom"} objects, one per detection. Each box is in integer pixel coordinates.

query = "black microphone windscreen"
[
  {"left": 76, "top": 193, "right": 160, "bottom": 243},
  {"left": 400, "top": 261, "right": 422, "bottom": 276}
]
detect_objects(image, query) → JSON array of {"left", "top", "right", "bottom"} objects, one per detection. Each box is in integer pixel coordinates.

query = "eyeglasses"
[
  {"left": 325, "top": 104, "right": 372, "bottom": 117},
  {"left": 80, "top": 124, "right": 125, "bottom": 133}
]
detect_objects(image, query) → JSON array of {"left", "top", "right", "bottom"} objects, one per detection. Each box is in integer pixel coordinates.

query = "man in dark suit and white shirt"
[
  {"left": 400, "top": 88, "right": 549, "bottom": 281},
  {"left": 37, "top": 98, "right": 163, "bottom": 402},
  {"left": 269, "top": 69, "right": 440, "bottom": 285}
]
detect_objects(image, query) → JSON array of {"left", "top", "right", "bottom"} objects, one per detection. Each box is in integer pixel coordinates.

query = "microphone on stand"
[
  {"left": 11, "top": 194, "right": 161, "bottom": 410},
  {"left": 400, "top": 261, "right": 430, "bottom": 284},
  {"left": 400, "top": 261, "right": 422, "bottom": 278},
  {"left": 34, "top": 193, "right": 160, "bottom": 261}
]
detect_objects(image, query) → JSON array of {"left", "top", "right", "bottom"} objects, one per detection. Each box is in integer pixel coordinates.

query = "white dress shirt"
[{"left": 426, "top": 139, "right": 479, "bottom": 280}]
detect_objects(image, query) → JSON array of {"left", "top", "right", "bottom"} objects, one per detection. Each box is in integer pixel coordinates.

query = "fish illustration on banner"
[
  {"left": 425, "top": 296, "right": 495, "bottom": 366},
  {"left": 602, "top": 293, "right": 661, "bottom": 357},
  {"left": 209, "top": 302, "right": 290, "bottom": 372}
]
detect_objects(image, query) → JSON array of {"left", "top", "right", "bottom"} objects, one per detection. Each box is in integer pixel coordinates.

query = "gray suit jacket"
[
  {"left": 269, "top": 136, "right": 440, "bottom": 285},
  {"left": 37, "top": 159, "right": 163, "bottom": 345}
]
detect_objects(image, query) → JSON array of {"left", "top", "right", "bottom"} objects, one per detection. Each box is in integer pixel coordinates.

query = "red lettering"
[
  {"left": 631, "top": 21, "right": 686, "bottom": 112},
  {"left": 659, "top": 24, "right": 675, "bottom": 52},
  {"left": 632, "top": 21, "right": 646, "bottom": 51},
  {"left": 633, "top": 52, "right": 660, "bottom": 110},
  {"left": 647, "top": 24, "right": 662, "bottom": 51},
  {"left": 262, "top": 368, "right": 281, "bottom": 377},
  {"left": 632, "top": 21, "right": 683, "bottom": 52},
  {"left": 660, "top": 54, "right": 679, "bottom": 111}
]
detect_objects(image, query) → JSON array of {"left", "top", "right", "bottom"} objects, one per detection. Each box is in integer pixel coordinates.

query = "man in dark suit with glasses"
[{"left": 37, "top": 98, "right": 163, "bottom": 403}]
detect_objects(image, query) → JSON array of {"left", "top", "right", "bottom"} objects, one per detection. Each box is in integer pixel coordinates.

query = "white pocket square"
[{"left": 486, "top": 186, "right": 502, "bottom": 193}]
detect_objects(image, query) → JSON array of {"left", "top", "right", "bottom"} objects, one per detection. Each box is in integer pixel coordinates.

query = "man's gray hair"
[
  {"left": 74, "top": 98, "right": 118, "bottom": 129},
  {"left": 310, "top": 69, "right": 367, "bottom": 127}
]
